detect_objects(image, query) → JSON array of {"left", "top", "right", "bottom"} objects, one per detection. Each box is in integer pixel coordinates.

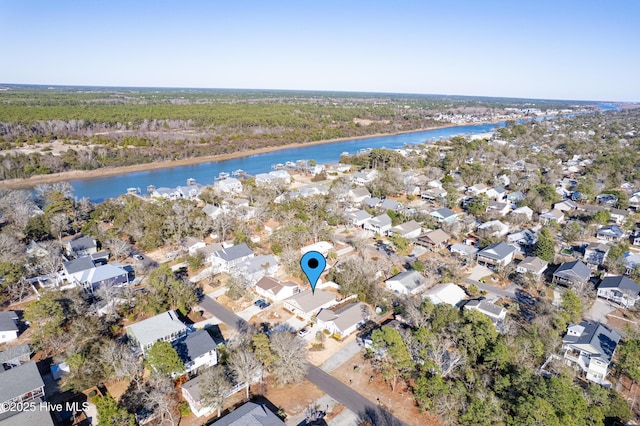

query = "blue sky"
[{"left": 1, "top": 1, "right": 639, "bottom": 101}]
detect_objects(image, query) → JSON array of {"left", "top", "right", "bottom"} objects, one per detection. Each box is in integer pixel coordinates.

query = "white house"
[
  {"left": 597, "top": 275, "right": 640, "bottom": 308},
  {"left": 316, "top": 302, "right": 369, "bottom": 339},
  {"left": 255, "top": 276, "right": 299, "bottom": 301},
  {"left": 385, "top": 270, "right": 427, "bottom": 295},
  {"left": 215, "top": 177, "right": 243, "bottom": 194},
  {"left": 364, "top": 213, "right": 392, "bottom": 235},
  {"left": 424, "top": 283, "right": 466, "bottom": 306},
  {"left": 0, "top": 311, "right": 19, "bottom": 344},
  {"left": 126, "top": 310, "right": 188, "bottom": 353},
  {"left": 348, "top": 210, "right": 372, "bottom": 228},
  {"left": 464, "top": 300, "right": 506, "bottom": 324},
  {"left": 235, "top": 254, "right": 279, "bottom": 285},
  {"left": 255, "top": 170, "right": 291, "bottom": 186},
  {"left": 388, "top": 220, "right": 422, "bottom": 239},
  {"left": 477, "top": 220, "right": 510, "bottom": 238},
  {"left": 351, "top": 169, "right": 378, "bottom": 186},
  {"left": 562, "top": 321, "right": 620, "bottom": 385},
  {"left": 173, "top": 330, "right": 218, "bottom": 377},
  {"left": 467, "top": 183, "right": 488, "bottom": 196},
  {"left": 476, "top": 242, "right": 516, "bottom": 269},
  {"left": 516, "top": 256, "right": 548, "bottom": 277},
  {"left": 301, "top": 241, "right": 333, "bottom": 257},
  {"left": 511, "top": 206, "right": 533, "bottom": 221},
  {"left": 348, "top": 187, "right": 371, "bottom": 203},
  {"left": 209, "top": 243, "right": 255, "bottom": 273},
  {"left": 283, "top": 290, "right": 336, "bottom": 320}
]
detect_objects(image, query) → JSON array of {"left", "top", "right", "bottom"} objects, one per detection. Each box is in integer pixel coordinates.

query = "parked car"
[
  {"left": 133, "top": 254, "right": 144, "bottom": 261},
  {"left": 257, "top": 300, "right": 271, "bottom": 309},
  {"left": 254, "top": 299, "right": 266, "bottom": 307},
  {"left": 298, "top": 327, "right": 311, "bottom": 337}
]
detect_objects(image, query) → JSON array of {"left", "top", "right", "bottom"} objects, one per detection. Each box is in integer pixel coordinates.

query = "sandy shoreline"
[{"left": 0, "top": 121, "right": 482, "bottom": 190}]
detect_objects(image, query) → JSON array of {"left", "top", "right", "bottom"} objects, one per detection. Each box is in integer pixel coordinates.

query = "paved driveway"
[{"left": 586, "top": 298, "right": 617, "bottom": 323}]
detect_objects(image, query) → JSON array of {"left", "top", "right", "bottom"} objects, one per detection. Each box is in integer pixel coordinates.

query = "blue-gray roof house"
[{"left": 553, "top": 260, "right": 591, "bottom": 287}]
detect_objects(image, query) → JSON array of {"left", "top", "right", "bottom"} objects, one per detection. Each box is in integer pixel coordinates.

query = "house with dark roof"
[
  {"left": 596, "top": 225, "right": 624, "bottom": 242},
  {"left": 385, "top": 270, "right": 426, "bottom": 295},
  {"left": 430, "top": 207, "right": 458, "bottom": 224},
  {"left": 379, "top": 198, "right": 401, "bottom": 212},
  {"left": 77, "top": 264, "right": 129, "bottom": 293},
  {"left": 562, "top": 321, "right": 620, "bottom": 384},
  {"left": 209, "top": 243, "right": 255, "bottom": 273},
  {"left": 476, "top": 242, "right": 516, "bottom": 270},
  {"left": 415, "top": 229, "right": 450, "bottom": 251},
  {"left": 173, "top": 330, "right": 217, "bottom": 376},
  {"left": 316, "top": 302, "right": 369, "bottom": 339},
  {"left": 583, "top": 242, "right": 610, "bottom": 268},
  {"left": 552, "top": 260, "right": 591, "bottom": 288},
  {"left": 0, "top": 311, "right": 19, "bottom": 344},
  {"left": 255, "top": 276, "right": 299, "bottom": 301},
  {"left": 210, "top": 402, "right": 284, "bottom": 425},
  {"left": 283, "top": 290, "right": 336, "bottom": 320},
  {"left": 0, "top": 362, "right": 45, "bottom": 416},
  {"left": 597, "top": 275, "right": 640, "bottom": 308},
  {"left": 126, "top": 310, "right": 188, "bottom": 353}
]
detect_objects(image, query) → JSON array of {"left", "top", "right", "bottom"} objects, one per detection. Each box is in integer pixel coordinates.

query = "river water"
[{"left": 69, "top": 122, "right": 505, "bottom": 202}]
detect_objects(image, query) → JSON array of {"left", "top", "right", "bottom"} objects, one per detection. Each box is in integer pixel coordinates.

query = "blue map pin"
[{"left": 300, "top": 251, "right": 326, "bottom": 294}]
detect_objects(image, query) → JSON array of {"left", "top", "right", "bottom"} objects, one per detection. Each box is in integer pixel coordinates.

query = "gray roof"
[
  {"left": 554, "top": 260, "right": 591, "bottom": 282},
  {"left": 465, "top": 300, "right": 505, "bottom": 318},
  {"left": 0, "top": 311, "right": 18, "bottom": 333},
  {"left": 450, "top": 243, "right": 478, "bottom": 256},
  {"left": 597, "top": 225, "right": 624, "bottom": 238},
  {"left": 386, "top": 270, "right": 426, "bottom": 292},
  {"left": 202, "top": 204, "right": 221, "bottom": 216},
  {"left": 351, "top": 210, "right": 371, "bottom": 221},
  {"left": 363, "top": 196, "right": 381, "bottom": 208},
  {"left": 432, "top": 207, "right": 456, "bottom": 219},
  {"left": 0, "top": 400, "right": 54, "bottom": 426},
  {"left": 214, "top": 244, "right": 254, "bottom": 262},
  {"left": 77, "top": 264, "right": 128, "bottom": 286},
  {"left": 518, "top": 256, "right": 548, "bottom": 273},
  {"left": 126, "top": 310, "right": 187, "bottom": 348},
  {"left": 507, "top": 190, "right": 526, "bottom": 201},
  {"left": 563, "top": 321, "right": 621, "bottom": 363},
  {"left": 237, "top": 255, "right": 278, "bottom": 275},
  {"left": 351, "top": 187, "right": 370, "bottom": 198},
  {"left": 477, "top": 242, "right": 516, "bottom": 261},
  {"left": 211, "top": 401, "right": 285, "bottom": 426},
  {"left": 379, "top": 199, "right": 400, "bottom": 211},
  {"left": 0, "top": 344, "right": 30, "bottom": 365},
  {"left": 68, "top": 235, "right": 96, "bottom": 251},
  {"left": 0, "top": 362, "right": 44, "bottom": 404},
  {"left": 173, "top": 330, "right": 217, "bottom": 364},
  {"left": 391, "top": 220, "right": 422, "bottom": 235},
  {"left": 599, "top": 276, "right": 640, "bottom": 295},
  {"left": 316, "top": 302, "right": 367, "bottom": 334},
  {"left": 63, "top": 256, "right": 95, "bottom": 274},
  {"left": 284, "top": 289, "right": 335, "bottom": 313}
]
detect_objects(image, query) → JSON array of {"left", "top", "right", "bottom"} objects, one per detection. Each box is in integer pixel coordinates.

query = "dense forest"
[{"left": 0, "top": 86, "right": 595, "bottom": 180}]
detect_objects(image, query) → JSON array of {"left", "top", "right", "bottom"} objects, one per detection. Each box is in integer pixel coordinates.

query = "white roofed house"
[
  {"left": 476, "top": 242, "right": 516, "bottom": 270},
  {"left": 255, "top": 276, "right": 299, "bottom": 301},
  {"left": 486, "top": 201, "right": 511, "bottom": 217},
  {"left": 234, "top": 254, "right": 279, "bottom": 285},
  {"left": 77, "top": 263, "right": 129, "bottom": 294},
  {"left": 467, "top": 183, "right": 488, "bottom": 196},
  {"left": 553, "top": 199, "right": 579, "bottom": 212},
  {"left": 597, "top": 275, "right": 640, "bottom": 308},
  {"left": 629, "top": 192, "right": 640, "bottom": 210},
  {"left": 316, "top": 302, "right": 369, "bottom": 340},
  {"left": 516, "top": 256, "right": 548, "bottom": 277},
  {"left": 202, "top": 203, "right": 223, "bottom": 219},
  {"left": 181, "top": 237, "right": 206, "bottom": 255},
  {"left": 424, "top": 283, "right": 466, "bottom": 306},
  {"left": 477, "top": 220, "right": 509, "bottom": 238},
  {"left": 348, "top": 210, "right": 372, "bottom": 228},
  {"left": 507, "top": 228, "right": 538, "bottom": 255},
  {"left": 173, "top": 330, "right": 218, "bottom": 377},
  {"left": 388, "top": 220, "right": 422, "bottom": 239},
  {"left": 385, "top": 270, "right": 427, "bottom": 295},
  {"left": 126, "top": 310, "right": 188, "bottom": 353},
  {"left": 562, "top": 321, "right": 620, "bottom": 385},
  {"left": 209, "top": 243, "right": 255, "bottom": 274},
  {"left": 0, "top": 311, "right": 19, "bottom": 344},
  {"left": 283, "top": 290, "right": 336, "bottom": 320},
  {"left": 540, "top": 209, "right": 565, "bottom": 225},
  {"left": 215, "top": 177, "right": 243, "bottom": 194},
  {"left": 301, "top": 241, "right": 333, "bottom": 257},
  {"left": 255, "top": 170, "right": 291, "bottom": 186},
  {"left": 379, "top": 198, "right": 402, "bottom": 212},
  {"left": 364, "top": 213, "right": 392, "bottom": 235},
  {"left": 464, "top": 300, "right": 507, "bottom": 325}
]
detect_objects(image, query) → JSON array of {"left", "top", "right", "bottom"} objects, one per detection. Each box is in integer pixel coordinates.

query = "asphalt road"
[{"left": 199, "top": 295, "right": 406, "bottom": 426}]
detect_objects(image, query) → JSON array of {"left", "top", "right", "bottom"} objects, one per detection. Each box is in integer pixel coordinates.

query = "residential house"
[
  {"left": 297, "top": 183, "right": 329, "bottom": 198},
  {"left": 450, "top": 243, "right": 478, "bottom": 257},
  {"left": 126, "top": 310, "right": 188, "bottom": 353},
  {"left": 196, "top": 243, "right": 225, "bottom": 265},
  {"left": 215, "top": 177, "right": 243, "bottom": 194},
  {"left": 0, "top": 345, "right": 31, "bottom": 369},
  {"left": 477, "top": 220, "right": 509, "bottom": 238},
  {"left": 255, "top": 170, "right": 291, "bottom": 186},
  {"left": 562, "top": 321, "right": 620, "bottom": 385},
  {"left": 209, "top": 402, "right": 285, "bottom": 425},
  {"left": 351, "top": 169, "right": 378, "bottom": 186},
  {"left": 316, "top": 302, "right": 369, "bottom": 339},
  {"left": 362, "top": 196, "right": 381, "bottom": 209},
  {"left": 60, "top": 256, "right": 95, "bottom": 284},
  {"left": 487, "top": 201, "right": 511, "bottom": 217},
  {"left": 0, "top": 311, "right": 19, "bottom": 344},
  {"left": 631, "top": 229, "right": 640, "bottom": 246},
  {"left": 75, "top": 263, "right": 129, "bottom": 293},
  {"left": 255, "top": 277, "right": 299, "bottom": 301},
  {"left": 507, "top": 228, "right": 538, "bottom": 255},
  {"left": 301, "top": 241, "right": 333, "bottom": 257},
  {"left": 430, "top": 207, "right": 458, "bottom": 224},
  {"left": 415, "top": 229, "right": 451, "bottom": 251},
  {"left": 583, "top": 242, "right": 610, "bottom": 268},
  {"left": 173, "top": 330, "right": 218, "bottom": 376},
  {"left": 65, "top": 235, "right": 97, "bottom": 258},
  {"left": 464, "top": 300, "right": 507, "bottom": 324},
  {"left": 283, "top": 290, "right": 336, "bottom": 320},
  {"left": 379, "top": 198, "right": 401, "bottom": 212},
  {"left": 540, "top": 209, "right": 565, "bottom": 225},
  {"left": 610, "top": 208, "right": 630, "bottom": 226},
  {"left": 486, "top": 186, "right": 507, "bottom": 201},
  {"left": 348, "top": 210, "right": 372, "bottom": 228},
  {"left": 596, "top": 225, "right": 624, "bottom": 242},
  {"left": 235, "top": 255, "right": 279, "bottom": 285},
  {"left": 424, "top": 283, "right": 466, "bottom": 306},
  {"left": 507, "top": 190, "right": 526, "bottom": 204},
  {"left": 385, "top": 270, "right": 427, "bottom": 295},
  {"left": 624, "top": 252, "right": 640, "bottom": 275},
  {"left": 629, "top": 192, "right": 640, "bottom": 210},
  {"left": 0, "top": 362, "right": 45, "bottom": 415},
  {"left": 182, "top": 373, "right": 262, "bottom": 419},
  {"left": 388, "top": 220, "right": 422, "bottom": 239},
  {"left": 467, "top": 183, "right": 488, "bottom": 196},
  {"left": 553, "top": 200, "right": 579, "bottom": 212},
  {"left": 596, "top": 193, "right": 618, "bottom": 206},
  {"left": 364, "top": 213, "right": 392, "bottom": 235},
  {"left": 511, "top": 206, "right": 534, "bottom": 221},
  {"left": 202, "top": 203, "right": 223, "bottom": 219},
  {"left": 421, "top": 187, "right": 447, "bottom": 203},
  {"left": 348, "top": 187, "right": 371, "bottom": 203},
  {"left": 476, "top": 242, "right": 516, "bottom": 269},
  {"left": 552, "top": 260, "right": 591, "bottom": 288},
  {"left": 516, "top": 256, "right": 548, "bottom": 277},
  {"left": 25, "top": 240, "right": 49, "bottom": 258},
  {"left": 210, "top": 244, "right": 255, "bottom": 273},
  {"left": 597, "top": 275, "right": 640, "bottom": 308},
  {"left": 181, "top": 237, "right": 206, "bottom": 255}
]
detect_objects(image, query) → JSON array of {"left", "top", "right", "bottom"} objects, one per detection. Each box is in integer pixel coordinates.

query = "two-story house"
[
  {"left": 597, "top": 275, "right": 640, "bottom": 308},
  {"left": 583, "top": 242, "right": 610, "bottom": 268},
  {"left": 0, "top": 311, "right": 19, "bottom": 344},
  {"left": 210, "top": 244, "right": 255, "bottom": 273},
  {"left": 126, "top": 310, "right": 188, "bottom": 353},
  {"left": 476, "top": 242, "right": 516, "bottom": 270},
  {"left": 552, "top": 260, "right": 591, "bottom": 288},
  {"left": 562, "top": 321, "right": 620, "bottom": 385},
  {"left": 173, "top": 330, "right": 218, "bottom": 377}
]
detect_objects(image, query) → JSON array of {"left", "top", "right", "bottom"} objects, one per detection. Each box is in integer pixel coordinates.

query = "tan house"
[{"left": 283, "top": 290, "right": 336, "bottom": 320}]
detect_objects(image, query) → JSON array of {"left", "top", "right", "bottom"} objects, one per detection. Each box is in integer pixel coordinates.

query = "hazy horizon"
[{"left": 2, "top": 1, "right": 639, "bottom": 102}]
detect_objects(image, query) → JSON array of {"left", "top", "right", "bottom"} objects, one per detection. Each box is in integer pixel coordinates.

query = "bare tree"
[
  {"left": 228, "top": 346, "right": 261, "bottom": 400},
  {"left": 108, "top": 238, "right": 131, "bottom": 262},
  {"left": 144, "top": 376, "right": 179, "bottom": 426},
  {"left": 269, "top": 331, "right": 308, "bottom": 385},
  {"left": 200, "top": 366, "right": 232, "bottom": 418}
]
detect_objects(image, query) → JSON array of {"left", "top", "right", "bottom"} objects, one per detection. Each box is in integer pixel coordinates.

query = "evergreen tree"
[
  {"left": 534, "top": 228, "right": 555, "bottom": 263},
  {"left": 145, "top": 341, "right": 185, "bottom": 377}
]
